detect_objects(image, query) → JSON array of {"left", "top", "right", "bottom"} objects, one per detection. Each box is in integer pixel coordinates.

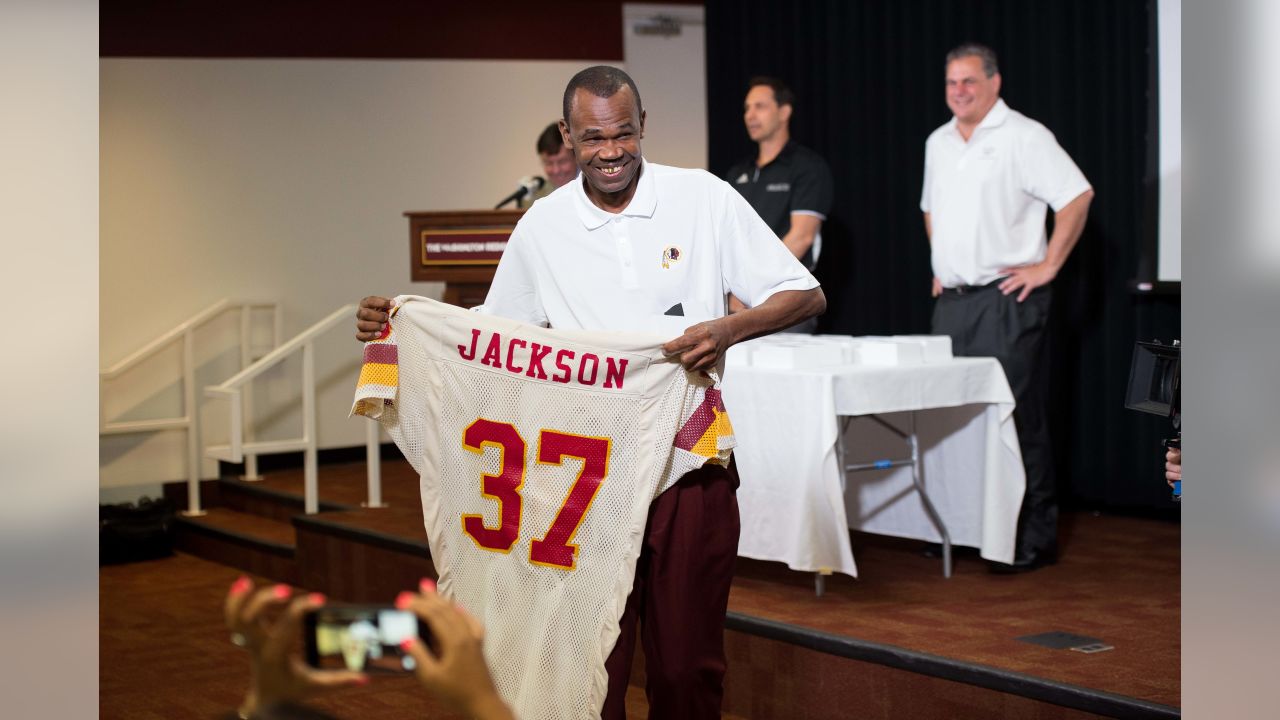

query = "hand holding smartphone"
[{"left": 304, "top": 604, "right": 434, "bottom": 674}]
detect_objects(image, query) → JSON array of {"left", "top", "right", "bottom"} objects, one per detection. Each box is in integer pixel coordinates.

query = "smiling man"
[
  {"left": 921, "top": 43, "right": 1094, "bottom": 573},
  {"left": 357, "top": 66, "right": 824, "bottom": 719}
]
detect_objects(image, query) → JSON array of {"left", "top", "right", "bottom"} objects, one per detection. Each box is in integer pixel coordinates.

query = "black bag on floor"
[{"left": 99, "top": 497, "right": 175, "bottom": 565}]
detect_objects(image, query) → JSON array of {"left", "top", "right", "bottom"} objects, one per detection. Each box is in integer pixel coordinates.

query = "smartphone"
[{"left": 303, "top": 604, "right": 432, "bottom": 674}]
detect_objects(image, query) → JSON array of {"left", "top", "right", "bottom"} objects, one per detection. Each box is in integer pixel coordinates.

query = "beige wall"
[
  {"left": 624, "top": 3, "right": 708, "bottom": 169},
  {"left": 101, "top": 34, "right": 709, "bottom": 498}
]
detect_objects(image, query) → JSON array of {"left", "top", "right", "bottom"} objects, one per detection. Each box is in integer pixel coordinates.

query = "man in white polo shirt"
[
  {"left": 921, "top": 43, "right": 1094, "bottom": 573},
  {"left": 358, "top": 66, "right": 824, "bottom": 719}
]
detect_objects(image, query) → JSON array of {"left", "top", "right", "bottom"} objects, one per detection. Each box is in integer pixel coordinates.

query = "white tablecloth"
[{"left": 722, "top": 356, "right": 1025, "bottom": 578}]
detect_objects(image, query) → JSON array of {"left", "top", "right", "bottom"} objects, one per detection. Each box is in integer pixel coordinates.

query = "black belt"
[{"left": 941, "top": 278, "right": 1005, "bottom": 295}]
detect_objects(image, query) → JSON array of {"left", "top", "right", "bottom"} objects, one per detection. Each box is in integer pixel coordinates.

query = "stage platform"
[{"left": 116, "top": 456, "right": 1180, "bottom": 719}]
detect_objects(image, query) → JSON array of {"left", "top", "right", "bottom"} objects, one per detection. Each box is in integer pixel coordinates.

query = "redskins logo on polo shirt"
[{"left": 661, "top": 246, "right": 682, "bottom": 269}]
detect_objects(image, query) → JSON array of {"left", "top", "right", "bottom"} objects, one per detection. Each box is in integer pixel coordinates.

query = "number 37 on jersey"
[{"left": 459, "top": 417, "right": 611, "bottom": 571}]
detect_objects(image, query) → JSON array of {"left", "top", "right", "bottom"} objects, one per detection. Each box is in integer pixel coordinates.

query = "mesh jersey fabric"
[{"left": 351, "top": 296, "right": 734, "bottom": 719}]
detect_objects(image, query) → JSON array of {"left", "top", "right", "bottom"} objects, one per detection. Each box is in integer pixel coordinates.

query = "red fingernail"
[
  {"left": 308, "top": 592, "right": 326, "bottom": 605},
  {"left": 272, "top": 584, "right": 291, "bottom": 599},
  {"left": 394, "top": 591, "right": 414, "bottom": 610},
  {"left": 419, "top": 578, "right": 436, "bottom": 593},
  {"left": 399, "top": 638, "right": 416, "bottom": 651},
  {"left": 230, "top": 576, "right": 251, "bottom": 596}
]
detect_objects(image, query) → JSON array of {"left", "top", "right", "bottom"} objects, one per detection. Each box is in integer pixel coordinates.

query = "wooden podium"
[{"left": 404, "top": 209, "right": 524, "bottom": 308}]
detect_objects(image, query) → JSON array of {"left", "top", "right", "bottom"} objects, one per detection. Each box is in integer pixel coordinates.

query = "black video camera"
[{"left": 1125, "top": 339, "right": 1180, "bottom": 500}]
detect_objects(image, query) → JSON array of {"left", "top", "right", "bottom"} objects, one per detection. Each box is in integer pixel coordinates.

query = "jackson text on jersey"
[{"left": 455, "top": 327, "right": 632, "bottom": 390}]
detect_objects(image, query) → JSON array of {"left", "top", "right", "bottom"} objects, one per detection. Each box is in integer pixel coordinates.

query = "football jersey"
[{"left": 351, "top": 296, "right": 734, "bottom": 720}]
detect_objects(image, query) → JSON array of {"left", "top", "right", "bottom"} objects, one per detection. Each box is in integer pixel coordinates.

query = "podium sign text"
[
  {"left": 405, "top": 209, "right": 524, "bottom": 308},
  {"left": 421, "top": 229, "right": 509, "bottom": 266}
]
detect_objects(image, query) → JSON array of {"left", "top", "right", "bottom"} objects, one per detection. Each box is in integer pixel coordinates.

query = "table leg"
[
  {"left": 836, "top": 416, "right": 852, "bottom": 492},
  {"left": 906, "top": 411, "right": 952, "bottom": 577},
  {"left": 849, "top": 413, "right": 953, "bottom": 577}
]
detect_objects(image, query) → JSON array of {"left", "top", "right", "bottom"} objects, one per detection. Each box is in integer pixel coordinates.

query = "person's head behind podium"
[
  {"left": 557, "top": 65, "right": 646, "bottom": 212},
  {"left": 536, "top": 122, "right": 577, "bottom": 189}
]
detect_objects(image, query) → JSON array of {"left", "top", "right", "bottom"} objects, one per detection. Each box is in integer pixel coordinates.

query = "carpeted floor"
[
  {"left": 123, "top": 459, "right": 1179, "bottom": 716},
  {"left": 729, "top": 511, "right": 1180, "bottom": 707},
  {"left": 100, "top": 552, "right": 745, "bottom": 720},
  {"left": 256, "top": 458, "right": 1181, "bottom": 708}
]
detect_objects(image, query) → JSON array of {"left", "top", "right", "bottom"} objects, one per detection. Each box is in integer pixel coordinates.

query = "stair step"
[
  {"left": 295, "top": 505, "right": 430, "bottom": 556},
  {"left": 293, "top": 505, "right": 436, "bottom": 602},
  {"left": 174, "top": 507, "right": 299, "bottom": 584},
  {"left": 180, "top": 507, "right": 296, "bottom": 549},
  {"left": 218, "top": 476, "right": 351, "bottom": 522},
  {"left": 236, "top": 460, "right": 421, "bottom": 506},
  {"left": 161, "top": 458, "right": 433, "bottom": 598},
  {"left": 215, "top": 460, "right": 421, "bottom": 520}
]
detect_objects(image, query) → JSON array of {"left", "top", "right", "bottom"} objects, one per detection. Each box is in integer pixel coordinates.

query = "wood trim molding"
[{"left": 102, "top": 0, "right": 632, "bottom": 60}]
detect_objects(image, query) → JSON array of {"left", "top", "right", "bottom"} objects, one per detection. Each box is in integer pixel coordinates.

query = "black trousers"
[{"left": 932, "top": 284, "right": 1057, "bottom": 564}]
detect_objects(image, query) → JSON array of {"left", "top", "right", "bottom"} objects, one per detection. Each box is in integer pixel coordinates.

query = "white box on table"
[
  {"left": 810, "top": 335, "right": 862, "bottom": 363},
  {"left": 849, "top": 337, "right": 924, "bottom": 365},
  {"left": 890, "top": 335, "right": 953, "bottom": 363},
  {"left": 749, "top": 340, "right": 847, "bottom": 369}
]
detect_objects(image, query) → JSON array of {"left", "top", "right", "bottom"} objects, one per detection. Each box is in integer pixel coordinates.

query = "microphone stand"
[{"left": 495, "top": 177, "right": 545, "bottom": 210}]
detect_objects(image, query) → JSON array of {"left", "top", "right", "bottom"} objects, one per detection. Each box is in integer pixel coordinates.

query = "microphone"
[{"left": 494, "top": 176, "right": 546, "bottom": 209}]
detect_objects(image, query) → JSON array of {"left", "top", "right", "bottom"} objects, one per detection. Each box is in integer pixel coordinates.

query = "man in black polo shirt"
[{"left": 725, "top": 77, "right": 833, "bottom": 331}]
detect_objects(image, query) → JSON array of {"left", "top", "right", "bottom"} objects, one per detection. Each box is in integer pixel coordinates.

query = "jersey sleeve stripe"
[
  {"left": 363, "top": 343, "right": 398, "bottom": 364},
  {"left": 357, "top": 361, "right": 399, "bottom": 388}
]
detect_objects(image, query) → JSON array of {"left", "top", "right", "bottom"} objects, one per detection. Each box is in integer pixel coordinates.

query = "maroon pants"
[{"left": 600, "top": 460, "right": 740, "bottom": 720}]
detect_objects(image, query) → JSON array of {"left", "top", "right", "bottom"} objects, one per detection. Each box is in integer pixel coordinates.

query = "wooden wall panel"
[{"left": 102, "top": 0, "right": 645, "bottom": 59}]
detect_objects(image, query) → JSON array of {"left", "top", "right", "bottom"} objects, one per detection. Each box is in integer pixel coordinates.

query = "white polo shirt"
[
  {"left": 479, "top": 159, "right": 818, "bottom": 334},
  {"left": 920, "top": 99, "right": 1092, "bottom": 287}
]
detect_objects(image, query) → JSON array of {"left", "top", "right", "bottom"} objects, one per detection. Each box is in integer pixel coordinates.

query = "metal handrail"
[
  {"left": 204, "top": 304, "right": 386, "bottom": 515},
  {"left": 100, "top": 299, "right": 282, "bottom": 516}
]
